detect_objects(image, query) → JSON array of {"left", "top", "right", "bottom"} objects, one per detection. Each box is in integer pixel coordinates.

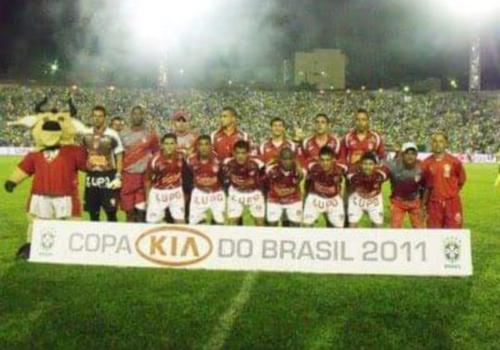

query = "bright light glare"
[
  {"left": 124, "top": 0, "right": 217, "bottom": 50},
  {"left": 443, "top": 0, "right": 500, "bottom": 18}
]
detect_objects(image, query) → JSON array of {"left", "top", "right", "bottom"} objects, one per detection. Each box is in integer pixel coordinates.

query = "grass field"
[{"left": 0, "top": 156, "right": 499, "bottom": 349}]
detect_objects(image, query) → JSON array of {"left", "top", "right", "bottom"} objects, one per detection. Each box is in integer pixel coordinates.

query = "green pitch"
[{"left": 0, "top": 157, "right": 498, "bottom": 349}]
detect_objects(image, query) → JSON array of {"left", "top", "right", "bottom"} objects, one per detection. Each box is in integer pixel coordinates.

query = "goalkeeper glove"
[{"left": 107, "top": 174, "right": 122, "bottom": 190}]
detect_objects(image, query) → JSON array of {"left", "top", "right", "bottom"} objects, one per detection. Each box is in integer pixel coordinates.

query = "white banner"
[
  {"left": 0, "top": 147, "right": 33, "bottom": 156},
  {"left": 29, "top": 220, "right": 472, "bottom": 276}
]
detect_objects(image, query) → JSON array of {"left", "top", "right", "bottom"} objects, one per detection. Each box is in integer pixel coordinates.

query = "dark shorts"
[{"left": 84, "top": 171, "right": 119, "bottom": 213}]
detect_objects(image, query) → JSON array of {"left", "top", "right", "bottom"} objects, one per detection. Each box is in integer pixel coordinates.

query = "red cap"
[{"left": 172, "top": 110, "right": 189, "bottom": 122}]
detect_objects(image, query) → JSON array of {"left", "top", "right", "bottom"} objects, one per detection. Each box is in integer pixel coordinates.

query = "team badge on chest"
[{"left": 444, "top": 164, "right": 451, "bottom": 178}]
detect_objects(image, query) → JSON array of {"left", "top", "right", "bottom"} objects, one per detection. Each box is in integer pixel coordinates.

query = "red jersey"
[
  {"left": 265, "top": 162, "right": 304, "bottom": 204},
  {"left": 306, "top": 161, "right": 347, "bottom": 198},
  {"left": 121, "top": 128, "right": 160, "bottom": 174},
  {"left": 339, "top": 130, "right": 385, "bottom": 165},
  {"left": 18, "top": 145, "right": 87, "bottom": 196},
  {"left": 211, "top": 128, "right": 250, "bottom": 161},
  {"left": 146, "top": 151, "right": 185, "bottom": 189},
  {"left": 347, "top": 167, "right": 388, "bottom": 198},
  {"left": 259, "top": 138, "right": 297, "bottom": 165},
  {"left": 421, "top": 153, "right": 466, "bottom": 201},
  {"left": 186, "top": 152, "right": 222, "bottom": 192},
  {"left": 300, "top": 134, "right": 340, "bottom": 165},
  {"left": 223, "top": 157, "right": 264, "bottom": 191}
]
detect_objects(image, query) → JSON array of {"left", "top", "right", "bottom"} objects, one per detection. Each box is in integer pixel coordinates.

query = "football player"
[
  {"left": 299, "top": 113, "right": 340, "bottom": 166},
  {"left": 81, "top": 106, "right": 124, "bottom": 222},
  {"left": 347, "top": 152, "right": 388, "bottom": 228},
  {"left": 223, "top": 140, "right": 265, "bottom": 226},
  {"left": 303, "top": 146, "right": 347, "bottom": 227},
  {"left": 421, "top": 132, "right": 466, "bottom": 228},
  {"left": 211, "top": 106, "right": 251, "bottom": 161},
  {"left": 259, "top": 117, "right": 297, "bottom": 165},
  {"left": 120, "top": 105, "right": 160, "bottom": 222},
  {"left": 144, "top": 134, "right": 187, "bottom": 224},
  {"left": 384, "top": 142, "right": 425, "bottom": 228},
  {"left": 265, "top": 148, "right": 304, "bottom": 226},
  {"left": 186, "top": 135, "right": 225, "bottom": 224}
]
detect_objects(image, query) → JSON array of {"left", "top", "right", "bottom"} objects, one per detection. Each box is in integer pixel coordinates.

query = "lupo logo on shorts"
[{"left": 135, "top": 226, "right": 213, "bottom": 266}]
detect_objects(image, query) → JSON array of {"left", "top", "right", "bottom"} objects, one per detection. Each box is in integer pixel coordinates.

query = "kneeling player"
[
  {"left": 303, "top": 146, "right": 347, "bottom": 227},
  {"left": 224, "top": 140, "right": 265, "bottom": 226},
  {"left": 265, "top": 148, "right": 304, "bottom": 226},
  {"left": 186, "top": 135, "right": 225, "bottom": 224},
  {"left": 145, "top": 134, "right": 186, "bottom": 224},
  {"left": 347, "top": 152, "right": 388, "bottom": 228}
]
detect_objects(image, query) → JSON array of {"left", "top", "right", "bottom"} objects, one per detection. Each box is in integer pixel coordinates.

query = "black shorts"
[{"left": 84, "top": 171, "right": 119, "bottom": 213}]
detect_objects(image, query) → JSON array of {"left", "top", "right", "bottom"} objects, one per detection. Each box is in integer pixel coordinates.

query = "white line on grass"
[{"left": 203, "top": 272, "right": 259, "bottom": 350}]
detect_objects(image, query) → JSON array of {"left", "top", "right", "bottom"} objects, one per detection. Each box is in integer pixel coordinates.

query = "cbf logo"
[
  {"left": 443, "top": 237, "right": 461, "bottom": 267},
  {"left": 40, "top": 231, "right": 56, "bottom": 254}
]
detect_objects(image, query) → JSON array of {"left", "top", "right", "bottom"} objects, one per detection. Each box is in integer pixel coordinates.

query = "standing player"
[
  {"left": 339, "top": 109, "right": 385, "bottom": 166},
  {"left": 81, "top": 106, "right": 124, "bottom": 222},
  {"left": 385, "top": 142, "right": 425, "bottom": 228},
  {"left": 303, "top": 146, "right": 348, "bottom": 228},
  {"left": 211, "top": 106, "right": 251, "bottom": 161},
  {"left": 120, "top": 105, "right": 160, "bottom": 222},
  {"left": 259, "top": 117, "right": 297, "bottom": 165},
  {"left": 145, "top": 134, "right": 187, "bottom": 224},
  {"left": 347, "top": 152, "right": 388, "bottom": 228},
  {"left": 223, "top": 140, "right": 265, "bottom": 226},
  {"left": 186, "top": 135, "right": 225, "bottom": 224},
  {"left": 110, "top": 116, "right": 125, "bottom": 133},
  {"left": 171, "top": 110, "right": 198, "bottom": 156},
  {"left": 299, "top": 113, "right": 340, "bottom": 166},
  {"left": 421, "top": 132, "right": 466, "bottom": 228},
  {"left": 265, "top": 148, "right": 304, "bottom": 226}
]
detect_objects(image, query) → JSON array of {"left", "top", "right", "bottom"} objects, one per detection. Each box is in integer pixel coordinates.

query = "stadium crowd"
[{"left": 0, "top": 85, "right": 499, "bottom": 153}]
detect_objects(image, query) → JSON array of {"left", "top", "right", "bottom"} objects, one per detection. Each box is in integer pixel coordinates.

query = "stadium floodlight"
[
  {"left": 124, "top": 0, "right": 216, "bottom": 50},
  {"left": 228, "top": 80, "right": 233, "bottom": 85},
  {"left": 361, "top": 85, "right": 366, "bottom": 91},
  {"left": 442, "top": 0, "right": 499, "bottom": 18},
  {"left": 50, "top": 61, "right": 58, "bottom": 73},
  {"left": 438, "top": 0, "right": 500, "bottom": 91},
  {"left": 378, "top": 88, "right": 384, "bottom": 93},
  {"left": 403, "top": 86, "right": 410, "bottom": 93},
  {"left": 450, "top": 79, "right": 458, "bottom": 89}
]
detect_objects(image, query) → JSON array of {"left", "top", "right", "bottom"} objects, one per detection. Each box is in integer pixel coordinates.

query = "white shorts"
[
  {"left": 303, "top": 193, "right": 344, "bottom": 227},
  {"left": 266, "top": 201, "right": 303, "bottom": 224},
  {"left": 227, "top": 187, "right": 265, "bottom": 219},
  {"left": 348, "top": 192, "right": 384, "bottom": 225},
  {"left": 189, "top": 188, "right": 226, "bottom": 224},
  {"left": 29, "top": 195, "right": 72, "bottom": 219},
  {"left": 146, "top": 187, "right": 185, "bottom": 223}
]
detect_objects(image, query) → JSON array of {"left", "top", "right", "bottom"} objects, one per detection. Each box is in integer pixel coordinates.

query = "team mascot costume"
[{"left": 5, "top": 96, "right": 87, "bottom": 259}]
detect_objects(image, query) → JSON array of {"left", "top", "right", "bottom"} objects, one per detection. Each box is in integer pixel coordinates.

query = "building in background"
[{"left": 294, "top": 49, "right": 347, "bottom": 90}]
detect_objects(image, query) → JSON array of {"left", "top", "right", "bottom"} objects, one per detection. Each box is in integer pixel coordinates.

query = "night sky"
[{"left": 1, "top": 0, "right": 499, "bottom": 88}]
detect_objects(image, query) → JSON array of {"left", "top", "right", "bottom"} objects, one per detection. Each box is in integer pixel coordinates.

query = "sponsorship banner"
[
  {"left": 387, "top": 151, "right": 497, "bottom": 164},
  {"left": 0, "top": 147, "right": 33, "bottom": 156},
  {"left": 30, "top": 220, "right": 472, "bottom": 276}
]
